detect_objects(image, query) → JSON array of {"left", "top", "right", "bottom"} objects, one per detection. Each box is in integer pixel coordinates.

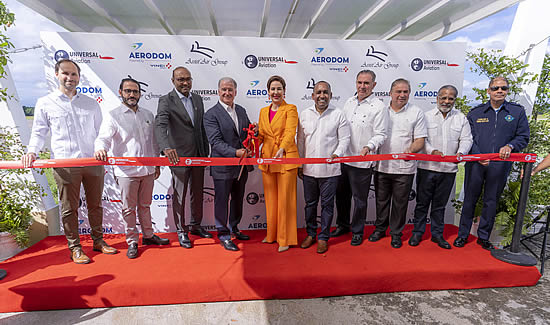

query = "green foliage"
[
  {"left": 0, "top": 127, "right": 44, "bottom": 247},
  {"left": 0, "top": 0, "right": 14, "bottom": 101}
]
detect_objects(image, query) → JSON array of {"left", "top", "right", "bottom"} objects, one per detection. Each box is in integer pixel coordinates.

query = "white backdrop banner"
[{"left": 40, "top": 32, "right": 466, "bottom": 235}]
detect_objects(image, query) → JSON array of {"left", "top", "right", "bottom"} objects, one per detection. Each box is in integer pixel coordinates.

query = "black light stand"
[{"left": 491, "top": 162, "right": 538, "bottom": 266}]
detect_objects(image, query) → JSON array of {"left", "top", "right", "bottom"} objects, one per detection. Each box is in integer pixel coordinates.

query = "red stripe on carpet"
[{"left": 0, "top": 225, "right": 541, "bottom": 312}]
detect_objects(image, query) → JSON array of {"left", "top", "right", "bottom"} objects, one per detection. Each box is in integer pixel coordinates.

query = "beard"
[
  {"left": 123, "top": 96, "right": 139, "bottom": 108},
  {"left": 438, "top": 105, "right": 452, "bottom": 114}
]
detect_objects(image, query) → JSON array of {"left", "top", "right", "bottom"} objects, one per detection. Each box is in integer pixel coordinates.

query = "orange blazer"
[{"left": 258, "top": 101, "right": 301, "bottom": 173}]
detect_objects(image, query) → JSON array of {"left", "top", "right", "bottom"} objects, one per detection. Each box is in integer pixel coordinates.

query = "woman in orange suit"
[{"left": 258, "top": 75, "right": 300, "bottom": 252}]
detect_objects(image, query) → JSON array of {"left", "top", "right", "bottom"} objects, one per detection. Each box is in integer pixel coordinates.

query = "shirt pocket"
[
  {"left": 427, "top": 123, "right": 438, "bottom": 139},
  {"left": 47, "top": 111, "right": 69, "bottom": 131}
]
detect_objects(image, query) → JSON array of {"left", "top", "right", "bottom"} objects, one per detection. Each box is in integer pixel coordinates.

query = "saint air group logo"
[
  {"left": 129, "top": 42, "right": 172, "bottom": 70},
  {"left": 310, "top": 48, "right": 350, "bottom": 73},
  {"left": 54, "top": 49, "right": 115, "bottom": 63},
  {"left": 360, "top": 45, "right": 399, "bottom": 70},
  {"left": 410, "top": 57, "right": 460, "bottom": 72},
  {"left": 300, "top": 78, "right": 340, "bottom": 102},
  {"left": 185, "top": 41, "right": 228, "bottom": 67},
  {"left": 243, "top": 54, "right": 298, "bottom": 69}
]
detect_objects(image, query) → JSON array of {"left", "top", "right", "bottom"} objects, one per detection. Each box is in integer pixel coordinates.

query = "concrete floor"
[{"left": 0, "top": 263, "right": 548, "bottom": 325}]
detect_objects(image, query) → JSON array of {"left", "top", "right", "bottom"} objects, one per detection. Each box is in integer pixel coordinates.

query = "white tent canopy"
[{"left": 18, "top": 0, "right": 520, "bottom": 40}]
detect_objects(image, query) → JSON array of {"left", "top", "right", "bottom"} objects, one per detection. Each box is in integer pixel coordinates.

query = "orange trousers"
[{"left": 262, "top": 169, "right": 298, "bottom": 247}]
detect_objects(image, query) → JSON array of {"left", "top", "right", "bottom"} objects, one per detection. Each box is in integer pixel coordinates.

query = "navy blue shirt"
[{"left": 467, "top": 100, "right": 529, "bottom": 154}]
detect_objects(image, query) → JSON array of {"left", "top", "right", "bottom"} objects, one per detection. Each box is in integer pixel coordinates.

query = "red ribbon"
[{"left": 0, "top": 153, "right": 537, "bottom": 169}]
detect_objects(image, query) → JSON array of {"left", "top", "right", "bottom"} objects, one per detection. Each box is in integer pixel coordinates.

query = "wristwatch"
[{"left": 506, "top": 143, "right": 514, "bottom": 151}]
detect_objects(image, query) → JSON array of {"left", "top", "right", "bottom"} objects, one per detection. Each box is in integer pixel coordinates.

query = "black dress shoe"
[
  {"left": 350, "top": 234, "right": 363, "bottom": 246},
  {"left": 391, "top": 235, "right": 402, "bottom": 248},
  {"left": 453, "top": 237, "right": 467, "bottom": 248},
  {"left": 127, "top": 243, "right": 138, "bottom": 259},
  {"left": 408, "top": 233, "right": 422, "bottom": 246},
  {"left": 190, "top": 227, "right": 213, "bottom": 238},
  {"left": 142, "top": 234, "right": 170, "bottom": 245},
  {"left": 368, "top": 231, "right": 385, "bottom": 242},
  {"left": 431, "top": 236, "right": 451, "bottom": 249},
  {"left": 232, "top": 231, "right": 250, "bottom": 241},
  {"left": 476, "top": 238, "right": 494, "bottom": 250},
  {"left": 178, "top": 232, "right": 193, "bottom": 249},
  {"left": 221, "top": 239, "right": 239, "bottom": 251},
  {"left": 330, "top": 226, "right": 350, "bottom": 237}
]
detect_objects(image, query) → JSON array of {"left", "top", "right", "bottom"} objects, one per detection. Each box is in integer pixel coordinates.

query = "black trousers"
[
  {"left": 303, "top": 175, "right": 338, "bottom": 241},
  {"left": 374, "top": 171, "right": 415, "bottom": 237},
  {"left": 213, "top": 170, "right": 248, "bottom": 241},
  {"left": 412, "top": 168, "right": 456, "bottom": 238},
  {"left": 335, "top": 164, "right": 373, "bottom": 235},
  {"left": 170, "top": 166, "right": 205, "bottom": 233}
]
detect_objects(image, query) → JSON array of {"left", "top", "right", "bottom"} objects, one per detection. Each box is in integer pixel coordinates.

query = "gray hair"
[
  {"left": 218, "top": 77, "right": 237, "bottom": 88},
  {"left": 390, "top": 78, "right": 410, "bottom": 92},
  {"left": 488, "top": 76, "right": 509, "bottom": 88},
  {"left": 356, "top": 70, "right": 376, "bottom": 82},
  {"left": 438, "top": 85, "right": 458, "bottom": 97}
]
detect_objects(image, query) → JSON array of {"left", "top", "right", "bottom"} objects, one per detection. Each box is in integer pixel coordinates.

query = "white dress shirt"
[
  {"left": 219, "top": 100, "right": 239, "bottom": 130},
  {"left": 376, "top": 103, "right": 427, "bottom": 175},
  {"left": 418, "top": 107, "right": 473, "bottom": 173},
  {"left": 28, "top": 90, "right": 102, "bottom": 158},
  {"left": 297, "top": 104, "right": 350, "bottom": 178},
  {"left": 95, "top": 104, "right": 159, "bottom": 177},
  {"left": 341, "top": 95, "right": 388, "bottom": 169},
  {"left": 177, "top": 89, "right": 195, "bottom": 126}
]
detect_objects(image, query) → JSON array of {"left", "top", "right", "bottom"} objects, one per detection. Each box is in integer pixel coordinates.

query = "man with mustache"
[
  {"left": 454, "top": 77, "right": 529, "bottom": 250},
  {"left": 297, "top": 81, "right": 350, "bottom": 254},
  {"left": 22, "top": 59, "right": 117, "bottom": 264},
  {"left": 95, "top": 77, "right": 170, "bottom": 259},
  {"left": 155, "top": 67, "right": 211, "bottom": 249},
  {"left": 409, "top": 85, "right": 472, "bottom": 249},
  {"left": 370, "top": 78, "right": 427, "bottom": 249}
]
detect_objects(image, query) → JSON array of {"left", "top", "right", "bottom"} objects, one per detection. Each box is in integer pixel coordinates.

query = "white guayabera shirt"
[{"left": 28, "top": 90, "right": 102, "bottom": 159}]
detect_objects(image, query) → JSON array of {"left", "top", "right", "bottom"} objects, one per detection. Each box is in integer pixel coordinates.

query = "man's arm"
[
  {"left": 533, "top": 153, "right": 550, "bottom": 175},
  {"left": 23, "top": 98, "right": 48, "bottom": 167},
  {"left": 457, "top": 115, "right": 473, "bottom": 155},
  {"left": 94, "top": 113, "right": 115, "bottom": 161},
  {"left": 333, "top": 112, "right": 351, "bottom": 158},
  {"left": 508, "top": 108, "right": 530, "bottom": 152},
  {"left": 366, "top": 105, "right": 388, "bottom": 154},
  {"left": 154, "top": 96, "right": 179, "bottom": 164}
]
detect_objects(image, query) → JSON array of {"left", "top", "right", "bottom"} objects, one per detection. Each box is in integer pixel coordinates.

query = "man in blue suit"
[
  {"left": 204, "top": 77, "right": 253, "bottom": 251},
  {"left": 454, "top": 76, "right": 530, "bottom": 250}
]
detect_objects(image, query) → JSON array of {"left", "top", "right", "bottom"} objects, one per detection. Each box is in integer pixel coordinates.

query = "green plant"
[
  {"left": 0, "top": 0, "right": 14, "bottom": 101},
  {"left": 0, "top": 127, "right": 44, "bottom": 247}
]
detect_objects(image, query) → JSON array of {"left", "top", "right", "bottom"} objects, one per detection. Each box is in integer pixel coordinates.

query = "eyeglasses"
[
  {"left": 122, "top": 89, "right": 140, "bottom": 95},
  {"left": 490, "top": 86, "right": 509, "bottom": 91},
  {"left": 175, "top": 77, "right": 193, "bottom": 83}
]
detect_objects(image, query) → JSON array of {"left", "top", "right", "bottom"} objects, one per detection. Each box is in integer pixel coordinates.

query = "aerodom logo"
[
  {"left": 246, "top": 79, "right": 268, "bottom": 99},
  {"left": 360, "top": 45, "right": 399, "bottom": 70},
  {"left": 129, "top": 42, "right": 173, "bottom": 69},
  {"left": 54, "top": 49, "right": 115, "bottom": 63},
  {"left": 410, "top": 57, "right": 460, "bottom": 72},
  {"left": 310, "top": 48, "right": 350, "bottom": 72},
  {"left": 413, "top": 82, "right": 438, "bottom": 103},
  {"left": 243, "top": 54, "right": 298, "bottom": 69},
  {"left": 185, "top": 41, "right": 228, "bottom": 66}
]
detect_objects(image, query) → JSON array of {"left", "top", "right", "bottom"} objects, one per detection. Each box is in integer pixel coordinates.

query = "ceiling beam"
[
  {"left": 143, "top": 0, "right": 175, "bottom": 35},
  {"left": 418, "top": 0, "right": 521, "bottom": 40},
  {"left": 205, "top": 0, "right": 220, "bottom": 36},
  {"left": 81, "top": 0, "right": 129, "bottom": 33},
  {"left": 280, "top": 0, "right": 299, "bottom": 38},
  {"left": 341, "top": 0, "right": 391, "bottom": 39},
  {"left": 301, "top": 0, "right": 333, "bottom": 38},
  {"left": 380, "top": 0, "right": 450, "bottom": 40},
  {"left": 17, "top": 0, "right": 85, "bottom": 32},
  {"left": 259, "top": 0, "right": 272, "bottom": 37}
]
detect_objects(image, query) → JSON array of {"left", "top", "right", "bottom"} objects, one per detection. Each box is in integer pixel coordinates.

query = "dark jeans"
[
  {"left": 335, "top": 164, "right": 373, "bottom": 234},
  {"left": 374, "top": 171, "right": 415, "bottom": 237},
  {"left": 213, "top": 170, "right": 248, "bottom": 241},
  {"left": 412, "top": 168, "right": 456, "bottom": 238},
  {"left": 303, "top": 175, "right": 338, "bottom": 241},
  {"left": 170, "top": 166, "right": 205, "bottom": 233},
  {"left": 458, "top": 161, "right": 512, "bottom": 240}
]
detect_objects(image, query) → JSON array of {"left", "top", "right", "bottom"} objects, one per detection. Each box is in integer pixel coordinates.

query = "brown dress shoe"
[
  {"left": 301, "top": 236, "right": 316, "bottom": 249},
  {"left": 70, "top": 248, "right": 91, "bottom": 264},
  {"left": 93, "top": 240, "right": 118, "bottom": 254},
  {"left": 317, "top": 240, "right": 328, "bottom": 254}
]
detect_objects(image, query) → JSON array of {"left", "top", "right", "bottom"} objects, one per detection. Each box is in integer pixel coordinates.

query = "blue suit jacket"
[{"left": 204, "top": 102, "right": 253, "bottom": 179}]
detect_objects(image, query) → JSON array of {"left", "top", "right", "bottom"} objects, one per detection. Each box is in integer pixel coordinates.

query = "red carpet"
[{"left": 0, "top": 225, "right": 541, "bottom": 312}]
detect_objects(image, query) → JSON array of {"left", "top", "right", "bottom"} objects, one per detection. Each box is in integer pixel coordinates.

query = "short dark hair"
[
  {"left": 356, "top": 70, "right": 376, "bottom": 82},
  {"left": 267, "top": 75, "right": 286, "bottom": 90},
  {"left": 390, "top": 78, "right": 410, "bottom": 92},
  {"left": 438, "top": 85, "right": 458, "bottom": 97},
  {"left": 55, "top": 59, "right": 81, "bottom": 75},
  {"left": 172, "top": 66, "right": 190, "bottom": 79},
  {"left": 119, "top": 78, "right": 141, "bottom": 92},
  {"left": 489, "top": 76, "right": 509, "bottom": 88},
  {"left": 313, "top": 80, "right": 331, "bottom": 92}
]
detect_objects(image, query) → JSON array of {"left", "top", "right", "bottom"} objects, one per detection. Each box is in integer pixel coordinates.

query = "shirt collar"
[
  {"left": 356, "top": 94, "right": 374, "bottom": 105},
  {"left": 389, "top": 102, "right": 408, "bottom": 113},
  {"left": 219, "top": 100, "right": 235, "bottom": 111},
  {"left": 175, "top": 89, "right": 191, "bottom": 100},
  {"left": 120, "top": 103, "right": 141, "bottom": 114},
  {"left": 54, "top": 89, "right": 79, "bottom": 101},
  {"left": 433, "top": 107, "right": 456, "bottom": 118},
  {"left": 483, "top": 101, "right": 508, "bottom": 113}
]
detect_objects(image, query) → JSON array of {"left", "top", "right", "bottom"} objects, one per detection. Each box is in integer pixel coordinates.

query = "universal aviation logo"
[
  {"left": 191, "top": 88, "right": 218, "bottom": 102},
  {"left": 54, "top": 49, "right": 115, "bottom": 63},
  {"left": 243, "top": 54, "right": 298, "bottom": 69},
  {"left": 129, "top": 42, "right": 173, "bottom": 69},
  {"left": 360, "top": 45, "right": 399, "bottom": 70},
  {"left": 184, "top": 41, "right": 228, "bottom": 66},
  {"left": 310, "top": 48, "right": 350, "bottom": 72},
  {"left": 410, "top": 57, "right": 460, "bottom": 71}
]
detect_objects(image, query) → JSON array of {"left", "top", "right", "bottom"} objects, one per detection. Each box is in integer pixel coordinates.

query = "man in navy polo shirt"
[{"left": 454, "top": 77, "right": 530, "bottom": 250}]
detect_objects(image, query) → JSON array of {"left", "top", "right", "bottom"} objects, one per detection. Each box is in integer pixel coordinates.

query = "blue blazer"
[{"left": 204, "top": 102, "right": 253, "bottom": 180}]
